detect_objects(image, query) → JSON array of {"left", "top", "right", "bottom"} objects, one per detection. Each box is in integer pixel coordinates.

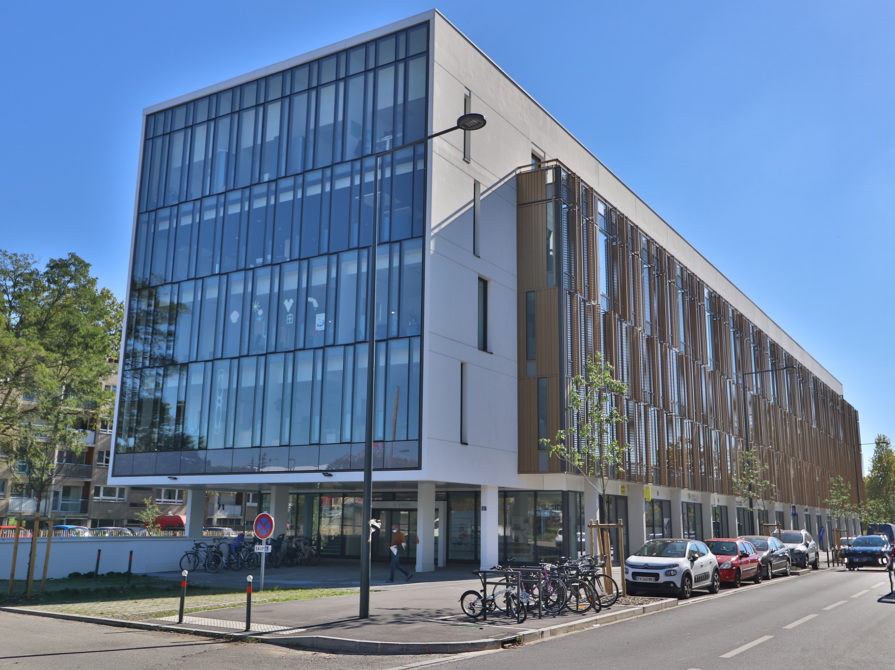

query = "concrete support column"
[
  {"left": 268, "top": 485, "right": 290, "bottom": 533},
  {"left": 700, "top": 493, "right": 713, "bottom": 540},
  {"left": 670, "top": 488, "right": 683, "bottom": 538},
  {"left": 416, "top": 482, "right": 436, "bottom": 573},
  {"left": 185, "top": 489, "right": 205, "bottom": 537},
  {"left": 627, "top": 483, "right": 646, "bottom": 552},
  {"left": 480, "top": 485, "right": 499, "bottom": 571}
]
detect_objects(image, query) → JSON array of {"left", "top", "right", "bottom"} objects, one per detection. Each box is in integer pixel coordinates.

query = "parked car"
[
  {"left": 91, "top": 526, "right": 134, "bottom": 537},
  {"left": 705, "top": 538, "right": 762, "bottom": 587},
  {"left": 0, "top": 525, "right": 32, "bottom": 538},
  {"left": 625, "top": 538, "right": 720, "bottom": 599},
  {"left": 53, "top": 525, "right": 92, "bottom": 537},
  {"left": 740, "top": 535, "right": 791, "bottom": 579},
  {"left": 775, "top": 529, "right": 819, "bottom": 569},
  {"left": 840, "top": 534, "right": 892, "bottom": 570}
]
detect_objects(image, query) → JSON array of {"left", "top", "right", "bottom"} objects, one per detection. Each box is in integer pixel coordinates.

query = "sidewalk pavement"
[{"left": 5, "top": 559, "right": 679, "bottom": 654}]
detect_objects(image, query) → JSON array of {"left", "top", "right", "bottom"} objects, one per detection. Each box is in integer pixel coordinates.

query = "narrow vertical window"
[
  {"left": 525, "top": 290, "right": 536, "bottom": 376},
  {"left": 477, "top": 277, "right": 488, "bottom": 352},
  {"left": 537, "top": 378, "right": 548, "bottom": 472},
  {"left": 473, "top": 180, "right": 481, "bottom": 257},
  {"left": 463, "top": 89, "right": 471, "bottom": 163},
  {"left": 545, "top": 203, "right": 555, "bottom": 287},
  {"left": 460, "top": 362, "right": 467, "bottom": 444}
]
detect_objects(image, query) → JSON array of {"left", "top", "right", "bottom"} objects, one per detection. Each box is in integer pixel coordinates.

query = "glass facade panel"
[{"left": 116, "top": 25, "right": 429, "bottom": 475}]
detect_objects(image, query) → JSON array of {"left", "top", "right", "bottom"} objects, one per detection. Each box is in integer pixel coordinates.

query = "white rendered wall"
[{"left": 0, "top": 537, "right": 196, "bottom": 580}]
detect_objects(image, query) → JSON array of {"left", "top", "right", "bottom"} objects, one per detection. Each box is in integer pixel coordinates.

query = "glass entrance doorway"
[{"left": 371, "top": 508, "right": 417, "bottom": 563}]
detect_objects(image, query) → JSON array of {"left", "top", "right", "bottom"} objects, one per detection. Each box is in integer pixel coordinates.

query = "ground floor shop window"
[
  {"left": 447, "top": 492, "right": 478, "bottom": 561},
  {"left": 645, "top": 499, "right": 671, "bottom": 539},
  {"left": 600, "top": 494, "right": 629, "bottom": 562},
  {"left": 736, "top": 507, "right": 754, "bottom": 535},
  {"left": 499, "top": 491, "right": 565, "bottom": 564},
  {"left": 712, "top": 505, "right": 728, "bottom": 537},
  {"left": 682, "top": 501, "right": 703, "bottom": 540}
]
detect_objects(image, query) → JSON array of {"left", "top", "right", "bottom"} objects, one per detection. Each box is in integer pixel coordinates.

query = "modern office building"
[{"left": 110, "top": 10, "right": 862, "bottom": 571}]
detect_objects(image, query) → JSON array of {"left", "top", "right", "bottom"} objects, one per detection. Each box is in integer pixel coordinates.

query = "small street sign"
[
  {"left": 253, "top": 512, "right": 274, "bottom": 540},
  {"left": 254, "top": 544, "right": 272, "bottom": 553}
]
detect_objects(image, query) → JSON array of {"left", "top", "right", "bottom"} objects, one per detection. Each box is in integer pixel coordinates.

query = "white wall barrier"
[{"left": 0, "top": 537, "right": 197, "bottom": 580}]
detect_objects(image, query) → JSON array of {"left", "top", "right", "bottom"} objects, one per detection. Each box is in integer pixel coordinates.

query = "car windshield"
[
  {"left": 853, "top": 536, "right": 886, "bottom": 547},
  {"left": 779, "top": 531, "right": 803, "bottom": 544},
  {"left": 706, "top": 541, "right": 737, "bottom": 555},
  {"left": 635, "top": 540, "right": 688, "bottom": 558}
]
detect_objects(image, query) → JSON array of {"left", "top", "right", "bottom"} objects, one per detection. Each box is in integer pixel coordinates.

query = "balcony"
[
  {"left": 57, "top": 463, "right": 93, "bottom": 479},
  {"left": 8, "top": 497, "right": 38, "bottom": 515},
  {"left": 213, "top": 504, "right": 243, "bottom": 518},
  {"left": 51, "top": 497, "right": 89, "bottom": 514}
]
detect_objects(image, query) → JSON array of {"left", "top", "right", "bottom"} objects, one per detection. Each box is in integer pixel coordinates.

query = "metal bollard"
[
  {"left": 93, "top": 549, "right": 102, "bottom": 590},
  {"left": 245, "top": 575, "right": 253, "bottom": 632},
  {"left": 178, "top": 570, "right": 188, "bottom": 624},
  {"left": 246, "top": 575, "right": 254, "bottom": 633},
  {"left": 126, "top": 550, "right": 134, "bottom": 587}
]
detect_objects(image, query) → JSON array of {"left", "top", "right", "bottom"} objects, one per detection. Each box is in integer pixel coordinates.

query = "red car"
[{"left": 706, "top": 538, "right": 762, "bottom": 587}]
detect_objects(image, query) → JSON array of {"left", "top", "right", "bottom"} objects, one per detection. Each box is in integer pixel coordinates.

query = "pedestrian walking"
[{"left": 388, "top": 524, "right": 413, "bottom": 582}]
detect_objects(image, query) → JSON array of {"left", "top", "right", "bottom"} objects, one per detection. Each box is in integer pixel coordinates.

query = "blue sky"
[{"left": 1, "top": 1, "right": 891, "bottom": 474}]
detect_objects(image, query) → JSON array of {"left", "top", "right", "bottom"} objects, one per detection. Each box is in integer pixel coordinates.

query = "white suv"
[{"left": 625, "top": 538, "right": 720, "bottom": 599}]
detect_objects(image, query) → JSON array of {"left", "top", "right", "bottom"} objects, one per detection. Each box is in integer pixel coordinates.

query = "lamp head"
[{"left": 456, "top": 113, "right": 486, "bottom": 131}]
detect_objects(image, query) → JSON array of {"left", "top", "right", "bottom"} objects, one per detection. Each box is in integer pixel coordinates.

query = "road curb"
[{"left": 0, "top": 598, "right": 679, "bottom": 655}]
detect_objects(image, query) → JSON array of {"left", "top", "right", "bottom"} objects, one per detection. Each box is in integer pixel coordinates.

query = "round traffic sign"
[{"left": 253, "top": 512, "right": 274, "bottom": 540}]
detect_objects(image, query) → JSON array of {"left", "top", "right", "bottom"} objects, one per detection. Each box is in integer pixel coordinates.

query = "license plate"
[{"left": 635, "top": 575, "right": 658, "bottom": 582}]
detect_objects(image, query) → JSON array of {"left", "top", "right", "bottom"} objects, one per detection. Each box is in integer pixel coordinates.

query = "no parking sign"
[{"left": 254, "top": 512, "right": 274, "bottom": 540}]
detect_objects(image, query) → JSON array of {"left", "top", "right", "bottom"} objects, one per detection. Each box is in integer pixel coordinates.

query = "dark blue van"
[{"left": 867, "top": 523, "right": 895, "bottom": 544}]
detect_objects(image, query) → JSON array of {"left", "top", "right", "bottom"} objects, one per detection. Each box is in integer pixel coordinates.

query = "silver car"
[{"left": 775, "top": 529, "right": 819, "bottom": 569}]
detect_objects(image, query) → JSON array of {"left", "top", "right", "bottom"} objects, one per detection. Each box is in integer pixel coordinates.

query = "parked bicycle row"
[
  {"left": 179, "top": 533, "right": 320, "bottom": 572},
  {"left": 459, "top": 554, "right": 619, "bottom": 624}
]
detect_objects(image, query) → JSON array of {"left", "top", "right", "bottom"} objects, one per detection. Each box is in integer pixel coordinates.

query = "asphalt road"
[
  {"left": 424, "top": 567, "right": 895, "bottom": 669},
  {"left": 5, "top": 567, "right": 893, "bottom": 669}
]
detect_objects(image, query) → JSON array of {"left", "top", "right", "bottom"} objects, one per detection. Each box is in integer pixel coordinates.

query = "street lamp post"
[
  {"left": 359, "top": 113, "right": 486, "bottom": 619},
  {"left": 739, "top": 365, "right": 794, "bottom": 535}
]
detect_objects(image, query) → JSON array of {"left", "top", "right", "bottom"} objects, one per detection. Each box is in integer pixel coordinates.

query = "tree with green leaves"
[
  {"left": 0, "top": 250, "right": 122, "bottom": 521},
  {"left": 824, "top": 475, "right": 857, "bottom": 531},
  {"left": 865, "top": 434, "right": 895, "bottom": 522},
  {"left": 729, "top": 448, "right": 775, "bottom": 534},
  {"left": 136, "top": 497, "right": 162, "bottom": 535},
  {"left": 541, "top": 352, "right": 630, "bottom": 524}
]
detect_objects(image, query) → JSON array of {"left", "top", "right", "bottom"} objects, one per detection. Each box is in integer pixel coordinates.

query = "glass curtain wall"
[{"left": 115, "top": 24, "right": 430, "bottom": 476}]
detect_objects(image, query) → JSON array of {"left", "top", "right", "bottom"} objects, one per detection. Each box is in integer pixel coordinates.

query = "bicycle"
[
  {"left": 577, "top": 555, "right": 620, "bottom": 608},
  {"left": 461, "top": 570, "right": 527, "bottom": 623}
]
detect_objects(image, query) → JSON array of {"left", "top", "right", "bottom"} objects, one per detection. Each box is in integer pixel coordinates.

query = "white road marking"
[
  {"left": 783, "top": 614, "right": 817, "bottom": 629},
  {"left": 720, "top": 635, "right": 773, "bottom": 658},
  {"left": 822, "top": 600, "right": 847, "bottom": 611},
  {"left": 851, "top": 589, "right": 869, "bottom": 598},
  {"left": 872, "top": 581, "right": 886, "bottom": 589}
]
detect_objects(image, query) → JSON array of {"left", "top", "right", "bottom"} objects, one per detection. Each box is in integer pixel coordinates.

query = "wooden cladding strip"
[{"left": 515, "top": 164, "right": 862, "bottom": 508}]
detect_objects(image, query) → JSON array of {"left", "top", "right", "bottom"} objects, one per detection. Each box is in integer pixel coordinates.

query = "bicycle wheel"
[
  {"left": 539, "top": 576, "right": 567, "bottom": 614},
  {"left": 504, "top": 592, "right": 527, "bottom": 624},
  {"left": 460, "top": 590, "right": 486, "bottom": 618},
  {"left": 246, "top": 550, "right": 261, "bottom": 570},
  {"left": 565, "top": 580, "right": 599, "bottom": 614},
  {"left": 489, "top": 578, "right": 511, "bottom": 613},
  {"left": 179, "top": 551, "right": 198, "bottom": 572},
  {"left": 592, "top": 573, "right": 620, "bottom": 608},
  {"left": 205, "top": 550, "right": 223, "bottom": 573}
]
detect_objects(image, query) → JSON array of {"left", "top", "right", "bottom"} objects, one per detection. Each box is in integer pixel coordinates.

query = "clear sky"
[{"left": 1, "top": 1, "right": 891, "bottom": 474}]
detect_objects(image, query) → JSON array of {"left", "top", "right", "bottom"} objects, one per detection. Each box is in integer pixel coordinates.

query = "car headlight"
[
  {"left": 664, "top": 569, "right": 678, "bottom": 576},
  {"left": 720, "top": 561, "right": 732, "bottom": 569}
]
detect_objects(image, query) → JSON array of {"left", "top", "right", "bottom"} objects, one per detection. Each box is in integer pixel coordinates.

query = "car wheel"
[
  {"left": 679, "top": 573, "right": 692, "bottom": 599},
  {"left": 765, "top": 563, "right": 773, "bottom": 580},
  {"left": 783, "top": 559, "right": 791, "bottom": 577},
  {"left": 709, "top": 569, "right": 721, "bottom": 594},
  {"left": 732, "top": 569, "right": 741, "bottom": 588},
  {"left": 812, "top": 554, "right": 819, "bottom": 570},
  {"left": 753, "top": 566, "right": 762, "bottom": 584}
]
